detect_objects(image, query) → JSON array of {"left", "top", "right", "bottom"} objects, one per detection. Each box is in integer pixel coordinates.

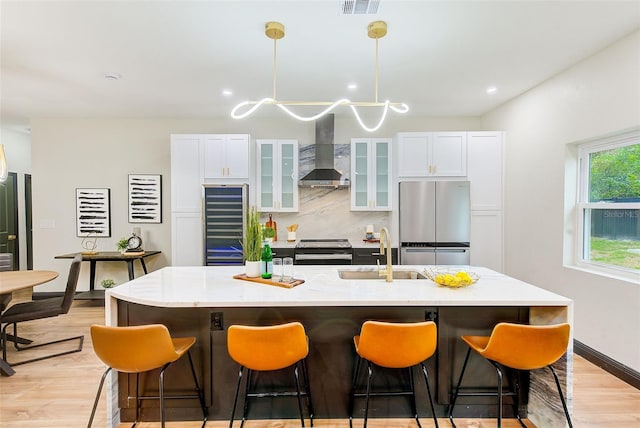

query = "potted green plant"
[
  {"left": 243, "top": 207, "right": 263, "bottom": 277},
  {"left": 116, "top": 238, "right": 128, "bottom": 254},
  {"left": 100, "top": 278, "right": 116, "bottom": 289},
  {"left": 263, "top": 225, "right": 276, "bottom": 244}
]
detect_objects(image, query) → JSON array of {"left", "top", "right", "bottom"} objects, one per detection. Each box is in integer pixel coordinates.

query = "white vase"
[{"left": 245, "top": 260, "right": 262, "bottom": 278}]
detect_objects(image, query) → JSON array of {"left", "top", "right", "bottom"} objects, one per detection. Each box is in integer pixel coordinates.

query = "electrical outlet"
[{"left": 211, "top": 312, "right": 224, "bottom": 331}]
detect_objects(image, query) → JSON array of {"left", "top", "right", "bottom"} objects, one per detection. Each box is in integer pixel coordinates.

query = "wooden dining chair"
[{"left": 0, "top": 255, "right": 84, "bottom": 366}]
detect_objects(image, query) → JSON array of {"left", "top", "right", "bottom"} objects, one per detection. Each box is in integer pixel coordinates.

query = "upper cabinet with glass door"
[
  {"left": 351, "top": 138, "right": 392, "bottom": 211},
  {"left": 257, "top": 139, "right": 299, "bottom": 212}
]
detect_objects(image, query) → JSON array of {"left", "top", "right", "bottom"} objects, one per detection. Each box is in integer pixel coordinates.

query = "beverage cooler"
[{"left": 203, "top": 184, "right": 247, "bottom": 266}]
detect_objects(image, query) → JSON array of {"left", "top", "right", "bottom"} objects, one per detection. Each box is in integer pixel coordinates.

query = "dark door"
[
  {"left": 0, "top": 172, "right": 19, "bottom": 269},
  {"left": 25, "top": 174, "right": 32, "bottom": 270}
]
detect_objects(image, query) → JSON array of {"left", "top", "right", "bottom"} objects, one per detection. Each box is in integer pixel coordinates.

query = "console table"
[{"left": 55, "top": 251, "right": 161, "bottom": 300}]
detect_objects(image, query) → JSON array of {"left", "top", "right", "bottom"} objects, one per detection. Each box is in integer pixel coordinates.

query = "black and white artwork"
[
  {"left": 128, "top": 174, "right": 162, "bottom": 223},
  {"left": 76, "top": 188, "right": 111, "bottom": 237}
]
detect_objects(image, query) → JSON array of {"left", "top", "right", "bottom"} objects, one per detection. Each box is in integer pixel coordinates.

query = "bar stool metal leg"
[
  {"left": 293, "top": 363, "right": 306, "bottom": 427},
  {"left": 87, "top": 367, "right": 113, "bottom": 428},
  {"left": 228, "top": 366, "right": 245, "bottom": 428},
  {"left": 420, "top": 362, "right": 439, "bottom": 428},
  {"left": 301, "top": 358, "right": 315, "bottom": 426},
  {"left": 241, "top": 368, "right": 253, "bottom": 428},
  {"left": 448, "top": 346, "right": 472, "bottom": 425},
  {"left": 184, "top": 350, "right": 208, "bottom": 426},
  {"left": 408, "top": 366, "right": 421, "bottom": 428},
  {"left": 549, "top": 365, "right": 574, "bottom": 428},
  {"left": 363, "top": 362, "right": 373, "bottom": 428}
]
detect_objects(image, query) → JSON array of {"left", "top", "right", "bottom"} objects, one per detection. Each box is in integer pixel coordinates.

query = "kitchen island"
[{"left": 104, "top": 265, "right": 572, "bottom": 427}]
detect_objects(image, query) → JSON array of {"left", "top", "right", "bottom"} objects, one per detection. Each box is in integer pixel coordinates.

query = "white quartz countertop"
[{"left": 107, "top": 265, "right": 572, "bottom": 308}]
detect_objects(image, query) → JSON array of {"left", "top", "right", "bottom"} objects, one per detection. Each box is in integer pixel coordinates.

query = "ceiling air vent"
[{"left": 340, "top": 0, "right": 380, "bottom": 15}]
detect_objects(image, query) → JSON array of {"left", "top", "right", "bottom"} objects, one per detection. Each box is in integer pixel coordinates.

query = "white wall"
[
  {"left": 29, "top": 115, "right": 479, "bottom": 291},
  {"left": 481, "top": 30, "right": 640, "bottom": 370},
  {"left": 1, "top": 127, "right": 31, "bottom": 269}
]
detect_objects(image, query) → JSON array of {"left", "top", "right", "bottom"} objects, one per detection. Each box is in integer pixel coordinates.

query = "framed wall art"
[
  {"left": 128, "top": 174, "right": 162, "bottom": 223},
  {"left": 76, "top": 188, "right": 111, "bottom": 237}
]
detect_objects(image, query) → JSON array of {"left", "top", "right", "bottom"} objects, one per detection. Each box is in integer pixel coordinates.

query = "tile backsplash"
[{"left": 261, "top": 187, "right": 390, "bottom": 245}]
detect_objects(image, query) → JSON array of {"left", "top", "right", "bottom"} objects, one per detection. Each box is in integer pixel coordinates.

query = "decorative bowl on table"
[{"left": 423, "top": 268, "right": 479, "bottom": 288}]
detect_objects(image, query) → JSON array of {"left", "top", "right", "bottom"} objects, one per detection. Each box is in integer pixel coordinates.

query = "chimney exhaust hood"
[{"left": 298, "top": 114, "right": 350, "bottom": 188}]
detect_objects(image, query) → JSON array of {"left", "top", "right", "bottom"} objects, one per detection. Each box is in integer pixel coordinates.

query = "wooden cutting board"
[{"left": 233, "top": 274, "right": 305, "bottom": 289}]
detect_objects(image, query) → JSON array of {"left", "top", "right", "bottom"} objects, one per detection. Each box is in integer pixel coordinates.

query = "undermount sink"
[{"left": 338, "top": 269, "right": 427, "bottom": 280}]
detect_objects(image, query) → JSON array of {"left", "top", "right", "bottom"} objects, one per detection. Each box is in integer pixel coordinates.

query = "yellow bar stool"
[
  {"left": 448, "top": 322, "right": 572, "bottom": 428},
  {"left": 87, "top": 324, "right": 207, "bottom": 428},
  {"left": 348, "top": 320, "right": 438, "bottom": 428},
  {"left": 227, "top": 321, "right": 314, "bottom": 428}
]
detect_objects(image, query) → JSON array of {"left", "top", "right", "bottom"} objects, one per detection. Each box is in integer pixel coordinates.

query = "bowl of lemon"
[{"left": 424, "top": 268, "right": 479, "bottom": 288}]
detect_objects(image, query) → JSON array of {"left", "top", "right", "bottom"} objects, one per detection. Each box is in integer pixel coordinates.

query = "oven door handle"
[{"left": 295, "top": 254, "right": 353, "bottom": 261}]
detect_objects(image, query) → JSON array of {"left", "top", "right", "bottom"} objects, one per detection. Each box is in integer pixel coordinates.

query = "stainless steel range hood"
[{"left": 298, "top": 114, "right": 350, "bottom": 188}]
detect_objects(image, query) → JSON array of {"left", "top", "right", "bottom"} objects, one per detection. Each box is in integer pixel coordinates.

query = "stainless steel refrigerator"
[{"left": 399, "top": 181, "right": 470, "bottom": 265}]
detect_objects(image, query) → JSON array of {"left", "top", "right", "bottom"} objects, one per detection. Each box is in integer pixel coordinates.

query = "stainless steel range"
[{"left": 294, "top": 239, "right": 353, "bottom": 265}]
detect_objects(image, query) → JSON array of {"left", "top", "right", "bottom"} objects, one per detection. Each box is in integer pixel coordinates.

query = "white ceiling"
[{"left": 2, "top": 1, "right": 639, "bottom": 131}]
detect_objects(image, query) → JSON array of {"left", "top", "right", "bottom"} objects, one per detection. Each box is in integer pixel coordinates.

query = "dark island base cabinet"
[{"left": 117, "top": 302, "right": 527, "bottom": 422}]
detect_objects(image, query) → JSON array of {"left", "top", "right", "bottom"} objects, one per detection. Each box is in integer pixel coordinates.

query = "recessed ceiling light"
[
  {"left": 104, "top": 73, "right": 122, "bottom": 81},
  {"left": 222, "top": 89, "right": 233, "bottom": 97},
  {"left": 347, "top": 83, "right": 358, "bottom": 90},
  {"left": 486, "top": 86, "right": 498, "bottom": 94}
]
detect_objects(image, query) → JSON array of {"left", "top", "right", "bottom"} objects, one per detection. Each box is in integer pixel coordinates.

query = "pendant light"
[
  {"left": 231, "top": 21, "right": 409, "bottom": 132},
  {"left": 0, "top": 144, "right": 8, "bottom": 183}
]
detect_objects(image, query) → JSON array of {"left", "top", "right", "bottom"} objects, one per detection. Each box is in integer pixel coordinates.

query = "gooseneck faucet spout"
[{"left": 378, "top": 227, "right": 393, "bottom": 282}]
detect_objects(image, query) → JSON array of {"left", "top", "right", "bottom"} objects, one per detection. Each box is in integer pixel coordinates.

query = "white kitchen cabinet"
[
  {"left": 397, "top": 132, "right": 467, "bottom": 177},
  {"left": 467, "top": 132, "right": 503, "bottom": 211},
  {"left": 257, "top": 139, "right": 298, "bottom": 212},
  {"left": 171, "top": 212, "right": 203, "bottom": 266},
  {"left": 170, "top": 135, "right": 202, "bottom": 212},
  {"left": 171, "top": 133, "right": 249, "bottom": 266},
  {"left": 351, "top": 138, "right": 392, "bottom": 211},
  {"left": 470, "top": 211, "right": 503, "bottom": 272},
  {"left": 202, "top": 134, "right": 250, "bottom": 180}
]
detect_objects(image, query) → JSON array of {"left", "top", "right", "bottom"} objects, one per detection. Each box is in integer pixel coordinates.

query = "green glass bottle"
[{"left": 261, "top": 242, "right": 273, "bottom": 279}]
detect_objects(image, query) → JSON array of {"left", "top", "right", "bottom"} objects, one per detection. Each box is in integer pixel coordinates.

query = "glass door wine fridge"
[{"left": 203, "top": 184, "right": 247, "bottom": 266}]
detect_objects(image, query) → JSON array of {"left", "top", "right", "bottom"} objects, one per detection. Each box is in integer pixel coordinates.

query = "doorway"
[{"left": 0, "top": 172, "right": 19, "bottom": 270}]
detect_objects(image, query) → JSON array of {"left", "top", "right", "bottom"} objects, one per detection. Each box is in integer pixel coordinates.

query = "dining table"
[{"left": 0, "top": 270, "right": 59, "bottom": 376}]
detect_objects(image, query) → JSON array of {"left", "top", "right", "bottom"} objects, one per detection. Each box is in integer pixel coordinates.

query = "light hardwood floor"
[{"left": 0, "top": 296, "right": 639, "bottom": 427}]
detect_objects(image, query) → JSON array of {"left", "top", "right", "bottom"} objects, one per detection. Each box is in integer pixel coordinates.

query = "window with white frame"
[{"left": 577, "top": 129, "right": 640, "bottom": 276}]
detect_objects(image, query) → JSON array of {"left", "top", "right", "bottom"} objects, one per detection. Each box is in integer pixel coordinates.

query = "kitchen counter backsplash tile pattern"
[{"left": 262, "top": 187, "right": 390, "bottom": 245}]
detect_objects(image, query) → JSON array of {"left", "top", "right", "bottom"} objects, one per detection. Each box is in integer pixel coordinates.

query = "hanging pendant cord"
[
  {"left": 375, "top": 36, "right": 379, "bottom": 103},
  {"left": 273, "top": 38, "right": 278, "bottom": 99}
]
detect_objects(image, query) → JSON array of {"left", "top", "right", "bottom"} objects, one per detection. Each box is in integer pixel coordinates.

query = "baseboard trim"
[{"left": 574, "top": 339, "right": 640, "bottom": 390}]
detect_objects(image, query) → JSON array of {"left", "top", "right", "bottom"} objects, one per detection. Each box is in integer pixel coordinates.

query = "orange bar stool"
[
  {"left": 448, "top": 322, "right": 572, "bottom": 428},
  {"left": 87, "top": 324, "right": 207, "bottom": 428},
  {"left": 227, "top": 321, "right": 314, "bottom": 428},
  {"left": 348, "top": 320, "right": 438, "bottom": 428}
]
